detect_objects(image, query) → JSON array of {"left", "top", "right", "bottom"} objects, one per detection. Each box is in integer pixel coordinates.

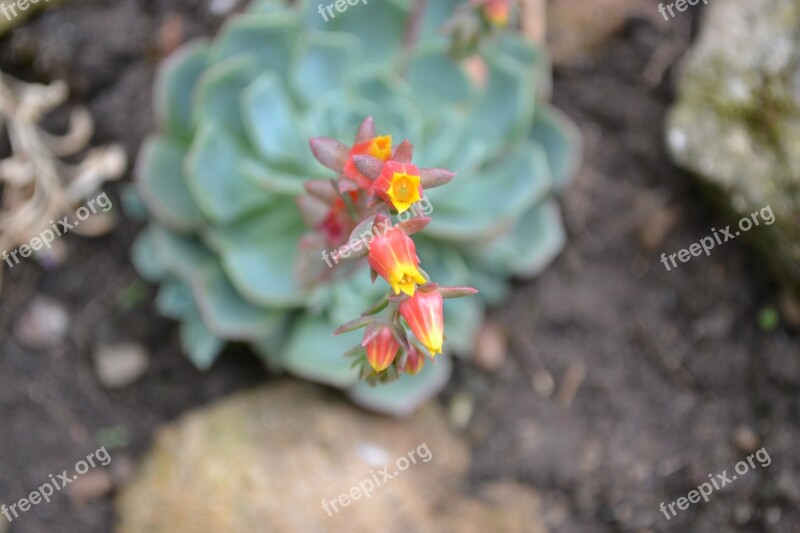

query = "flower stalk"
[{"left": 302, "top": 117, "right": 478, "bottom": 384}]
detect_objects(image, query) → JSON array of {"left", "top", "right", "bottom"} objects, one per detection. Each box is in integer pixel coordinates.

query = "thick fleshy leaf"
[
  {"left": 472, "top": 200, "right": 567, "bottom": 278},
  {"left": 326, "top": 268, "right": 390, "bottom": 327},
  {"left": 531, "top": 105, "right": 582, "bottom": 191},
  {"left": 425, "top": 142, "right": 552, "bottom": 241},
  {"left": 415, "top": 105, "right": 468, "bottom": 170},
  {"left": 131, "top": 225, "right": 168, "bottom": 282},
  {"left": 185, "top": 122, "right": 271, "bottom": 223},
  {"left": 155, "top": 279, "right": 195, "bottom": 320},
  {"left": 193, "top": 264, "right": 288, "bottom": 341},
  {"left": 240, "top": 159, "right": 306, "bottom": 195},
  {"left": 462, "top": 53, "right": 536, "bottom": 155},
  {"left": 242, "top": 73, "right": 306, "bottom": 166},
  {"left": 416, "top": 0, "right": 465, "bottom": 42},
  {"left": 304, "top": 87, "right": 420, "bottom": 153},
  {"left": 211, "top": 12, "right": 298, "bottom": 74},
  {"left": 442, "top": 296, "right": 484, "bottom": 355},
  {"left": 180, "top": 312, "right": 225, "bottom": 370},
  {"left": 289, "top": 30, "right": 362, "bottom": 105},
  {"left": 334, "top": 315, "right": 373, "bottom": 336},
  {"left": 419, "top": 167, "right": 455, "bottom": 189},
  {"left": 406, "top": 45, "right": 474, "bottom": 113},
  {"left": 323, "top": 0, "right": 409, "bottom": 63},
  {"left": 202, "top": 209, "right": 310, "bottom": 307},
  {"left": 492, "top": 33, "right": 546, "bottom": 70},
  {"left": 464, "top": 269, "right": 510, "bottom": 305},
  {"left": 308, "top": 137, "right": 349, "bottom": 173},
  {"left": 282, "top": 316, "right": 362, "bottom": 387},
  {"left": 438, "top": 286, "right": 479, "bottom": 299},
  {"left": 347, "top": 356, "right": 453, "bottom": 417},
  {"left": 155, "top": 39, "right": 210, "bottom": 139},
  {"left": 344, "top": 68, "right": 413, "bottom": 110},
  {"left": 355, "top": 116, "right": 375, "bottom": 143},
  {"left": 136, "top": 135, "right": 204, "bottom": 232},
  {"left": 150, "top": 226, "right": 216, "bottom": 284},
  {"left": 392, "top": 140, "right": 414, "bottom": 164},
  {"left": 192, "top": 54, "right": 260, "bottom": 139},
  {"left": 352, "top": 155, "right": 383, "bottom": 180}
]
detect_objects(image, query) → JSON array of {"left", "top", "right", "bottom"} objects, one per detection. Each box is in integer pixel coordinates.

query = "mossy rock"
[{"left": 667, "top": 0, "right": 800, "bottom": 287}]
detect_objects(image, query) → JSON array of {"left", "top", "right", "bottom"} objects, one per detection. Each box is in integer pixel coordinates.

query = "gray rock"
[
  {"left": 667, "top": 0, "right": 800, "bottom": 285},
  {"left": 116, "top": 381, "right": 545, "bottom": 533}
]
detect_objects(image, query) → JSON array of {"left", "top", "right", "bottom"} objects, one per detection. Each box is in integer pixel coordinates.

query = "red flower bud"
[
  {"left": 363, "top": 324, "right": 400, "bottom": 372},
  {"left": 405, "top": 344, "right": 426, "bottom": 376}
]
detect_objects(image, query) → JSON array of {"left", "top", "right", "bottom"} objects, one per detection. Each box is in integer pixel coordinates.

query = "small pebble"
[
  {"left": 68, "top": 469, "right": 114, "bottom": 505},
  {"left": 532, "top": 370, "right": 555, "bottom": 397},
  {"left": 733, "top": 426, "right": 760, "bottom": 454},
  {"left": 93, "top": 344, "right": 149, "bottom": 389},
  {"left": 473, "top": 320, "right": 506, "bottom": 372},
  {"left": 448, "top": 392, "right": 474, "bottom": 430},
  {"left": 14, "top": 296, "right": 69, "bottom": 349}
]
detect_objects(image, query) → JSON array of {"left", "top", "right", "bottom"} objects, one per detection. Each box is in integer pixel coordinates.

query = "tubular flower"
[
  {"left": 400, "top": 289, "right": 444, "bottom": 357},
  {"left": 373, "top": 160, "right": 423, "bottom": 214},
  {"left": 343, "top": 135, "right": 393, "bottom": 191},
  {"left": 483, "top": 0, "right": 510, "bottom": 27},
  {"left": 367, "top": 227, "right": 427, "bottom": 296},
  {"left": 363, "top": 325, "right": 400, "bottom": 372}
]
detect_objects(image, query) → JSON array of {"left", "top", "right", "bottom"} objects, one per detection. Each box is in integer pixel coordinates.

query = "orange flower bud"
[
  {"left": 363, "top": 324, "right": 400, "bottom": 372},
  {"left": 372, "top": 160, "right": 423, "bottom": 214},
  {"left": 367, "top": 227, "right": 427, "bottom": 296},
  {"left": 400, "top": 289, "right": 444, "bottom": 356}
]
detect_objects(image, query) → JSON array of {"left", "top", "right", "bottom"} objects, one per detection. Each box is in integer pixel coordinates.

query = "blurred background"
[{"left": 1, "top": 0, "right": 799, "bottom": 532}]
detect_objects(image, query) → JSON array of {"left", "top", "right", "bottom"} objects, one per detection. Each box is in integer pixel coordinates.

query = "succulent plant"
[{"left": 132, "top": 0, "right": 581, "bottom": 416}]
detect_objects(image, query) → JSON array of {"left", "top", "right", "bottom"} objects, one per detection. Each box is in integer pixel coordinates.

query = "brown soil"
[{"left": 1, "top": 1, "right": 797, "bottom": 532}]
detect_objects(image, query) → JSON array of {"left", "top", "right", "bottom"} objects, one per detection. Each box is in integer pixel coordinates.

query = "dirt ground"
[{"left": 1, "top": 1, "right": 798, "bottom": 532}]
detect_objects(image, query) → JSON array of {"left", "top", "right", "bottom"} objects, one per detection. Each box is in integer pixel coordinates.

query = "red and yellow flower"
[
  {"left": 363, "top": 324, "right": 400, "bottom": 372},
  {"left": 343, "top": 135, "right": 393, "bottom": 191},
  {"left": 400, "top": 289, "right": 444, "bottom": 356},
  {"left": 367, "top": 227, "right": 427, "bottom": 296},
  {"left": 372, "top": 160, "right": 423, "bottom": 214}
]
